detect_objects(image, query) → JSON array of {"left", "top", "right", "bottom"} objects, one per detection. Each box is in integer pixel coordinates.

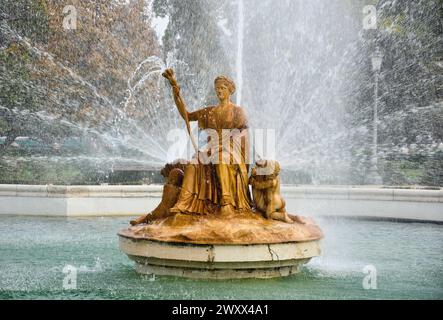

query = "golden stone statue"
[
  {"left": 250, "top": 160, "right": 298, "bottom": 223},
  {"left": 130, "top": 168, "right": 184, "bottom": 226},
  {"left": 162, "top": 68, "right": 251, "bottom": 217},
  {"left": 125, "top": 69, "right": 322, "bottom": 245}
]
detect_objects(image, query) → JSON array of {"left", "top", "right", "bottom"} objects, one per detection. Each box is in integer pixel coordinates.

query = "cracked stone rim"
[{"left": 119, "top": 236, "right": 321, "bottom": 279}]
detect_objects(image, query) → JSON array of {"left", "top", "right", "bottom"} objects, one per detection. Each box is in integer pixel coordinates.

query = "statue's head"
[
  {"left": 168, "top": 168, "right": 184, "bottom": 186},
  {"left": 214, "top": 75, "right": 236, "bottom": 101}
]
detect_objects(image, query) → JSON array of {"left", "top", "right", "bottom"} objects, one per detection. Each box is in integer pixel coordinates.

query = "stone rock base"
[
  {"left": 134, "top": 263, "right": 307, "bottom": 279},
  {"left": 119, "top": 236, "right": 321, "bottom": 279},
  {"left": 119, "top": 211, "right": 323, "bottom": 245}
]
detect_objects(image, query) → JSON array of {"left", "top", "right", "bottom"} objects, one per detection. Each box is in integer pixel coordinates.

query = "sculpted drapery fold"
[{"left": 170, "top": 105, "right": 252, "bottom": 215}]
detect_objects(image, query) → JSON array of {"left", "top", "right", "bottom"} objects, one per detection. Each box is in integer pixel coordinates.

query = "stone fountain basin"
[{"left": 118, "top": 212, "right": 323, "bottom": 279}]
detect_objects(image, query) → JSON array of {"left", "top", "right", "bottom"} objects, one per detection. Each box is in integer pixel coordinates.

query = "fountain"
[
  {"left": 118, "top": 69, "right": 323, "bottom": 278},
  {"left": 0, "top": 0, "right": 442, "bottom": 299}
]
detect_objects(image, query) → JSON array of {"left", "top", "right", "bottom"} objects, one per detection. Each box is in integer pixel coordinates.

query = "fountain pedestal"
[{"left": 118, "top": 211, "right": 323, "bottom": 279}]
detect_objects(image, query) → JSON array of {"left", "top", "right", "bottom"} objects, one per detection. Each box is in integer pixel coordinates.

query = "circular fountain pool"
[{"left": 0, "top": 216, "right": 441, "bottom": 299}]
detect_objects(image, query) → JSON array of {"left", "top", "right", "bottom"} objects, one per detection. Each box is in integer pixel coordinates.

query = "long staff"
[{"left": 162, "top": 69, "right": 199, "bottom": 155}]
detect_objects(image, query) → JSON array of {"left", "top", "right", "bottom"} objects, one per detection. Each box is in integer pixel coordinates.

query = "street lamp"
[
  {"left": 367, "top": 47, "right": 383, "bottom": 185},
  {"left": 371, "top": 47, "right": 383, "bottom": 72}
]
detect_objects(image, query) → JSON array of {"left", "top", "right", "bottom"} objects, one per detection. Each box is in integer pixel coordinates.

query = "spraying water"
[
  {"left": 235, "top": 0, "right": 244, "bottom": 105},
  {"left": 0, "top": 0, "right": 441, "bottom": 186}
]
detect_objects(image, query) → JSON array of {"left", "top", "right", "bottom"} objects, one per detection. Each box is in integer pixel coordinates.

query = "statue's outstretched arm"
[
  {"left": 162, "top": 68, "right": 199, "bottom": 154},
  {"left": 162, "top": 68, "right": 189, "bottom": 121}
]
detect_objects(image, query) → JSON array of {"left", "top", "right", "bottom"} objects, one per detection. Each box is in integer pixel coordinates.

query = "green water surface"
[{"left": 0, "top": 216, "right": 441, "bottom": 299}]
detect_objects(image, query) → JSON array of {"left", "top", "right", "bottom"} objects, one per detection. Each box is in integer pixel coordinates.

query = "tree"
[
  {"left": 0, "top": 0, "right": 49, "bottom": 150},
  {"left": 352, "top": 0, "right": 443, "bottom": 185},
  {"left": 1, "top": 0, "right": 161, "bottom": 154}
]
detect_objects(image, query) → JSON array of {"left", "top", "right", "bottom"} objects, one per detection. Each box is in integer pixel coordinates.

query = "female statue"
[{"left": 162, "top": 69, "right": 252, "bottom": 216}]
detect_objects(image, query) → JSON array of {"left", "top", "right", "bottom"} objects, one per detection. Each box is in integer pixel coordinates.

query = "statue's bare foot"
[
  {"left": 270, "top": 211, "right": 294, "bottom": 224},
  {"left": 130, "top": 215, "right": 148, "bottom": 226},
  {"left": 290, "top": 215, "right": 306, "bottom": 224},
  {"left": 283, "top": 214, "right": 294, "bottom": 224}
]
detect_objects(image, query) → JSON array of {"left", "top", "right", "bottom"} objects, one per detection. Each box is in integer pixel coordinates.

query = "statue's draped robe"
[{"left": 170, "top": 105, "right": 252, "bottom": 215}]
